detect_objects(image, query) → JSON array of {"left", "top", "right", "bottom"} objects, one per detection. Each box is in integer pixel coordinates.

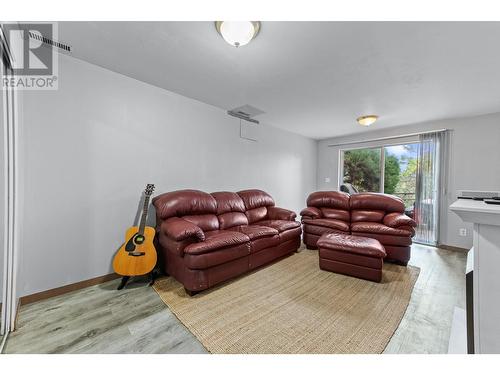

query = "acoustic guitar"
[{"left": 113, "top": 184, "right": 157, "bottom": 284}]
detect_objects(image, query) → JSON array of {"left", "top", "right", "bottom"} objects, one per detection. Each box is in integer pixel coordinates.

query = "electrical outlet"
[
  {"left": 459, "top": 228, "right": 467, "bottom": 237},
  {"left": 325, "top": 177, "right": 331, "bottom": 183}
]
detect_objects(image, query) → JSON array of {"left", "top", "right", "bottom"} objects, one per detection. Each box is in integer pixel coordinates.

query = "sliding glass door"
[
  {"left": 342, "top": 147, "right": 382, "bottom": 192},
  {"left": 341, "top": 140, "right": 439, "bottom": 245},
  {"left": 342, "top": 144, "right": 418, "bottom": 200},
  {"left": 384, "top": 144, "right": 419, "bottom": 218}
]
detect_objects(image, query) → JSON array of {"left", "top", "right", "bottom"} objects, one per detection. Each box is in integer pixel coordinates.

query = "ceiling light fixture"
[
  {"left": 215, "top": 21, "right": 261, "bottom": 47},
  {"left": 357, "top": 115, "right": 378, "bottom": 126}
]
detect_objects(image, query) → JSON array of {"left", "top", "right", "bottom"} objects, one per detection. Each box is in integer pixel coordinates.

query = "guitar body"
[{"left": 113, "top": 225, "right": 157, "bottom": 276}]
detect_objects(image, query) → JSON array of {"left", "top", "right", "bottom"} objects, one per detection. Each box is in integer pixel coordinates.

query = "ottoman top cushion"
[{"left": 317, "top": 233, "right": 386, "bottom": 258}]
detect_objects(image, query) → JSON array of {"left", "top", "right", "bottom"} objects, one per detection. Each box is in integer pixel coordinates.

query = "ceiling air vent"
[
  {"left": 228, "top": 105, "right": 265, "bottom": 142},
  {"left": 28, "top": 31, "right": 72, "bottom": 53},
  {"left": 227, "top": 104, "right": 265, "bottom": 124}
]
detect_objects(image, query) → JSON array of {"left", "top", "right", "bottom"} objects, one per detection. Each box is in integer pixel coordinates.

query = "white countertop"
[
  {"left": 450, "top": 199, "right": 500, "bottom": 226},
  {"left": 450, "top": 199, "right": 500, "bottom": 214}
]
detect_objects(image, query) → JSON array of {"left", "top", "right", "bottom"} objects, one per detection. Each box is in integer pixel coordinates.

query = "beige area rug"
[{"left": 153, "top": 249, "right": 419, "bottom": 354}]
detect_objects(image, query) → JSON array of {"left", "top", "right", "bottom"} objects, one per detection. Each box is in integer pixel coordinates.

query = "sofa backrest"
[
  {"left": 349, "top": 193, "right": 405, "bottom": 223},
  {"left": 306, "top": 191, "right": 350, "bottom": 222},
  {"left": 152, "top": 189, "right": 219, "bottom": 231},
  {"left": 211, "top": 191, "right": 249, "bottom": 229},
  {"left": 237, "top": 189, "right": 275, "bottom": 224}
]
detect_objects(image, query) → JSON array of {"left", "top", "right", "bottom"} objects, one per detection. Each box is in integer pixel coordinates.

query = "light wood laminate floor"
[{"left": 4, "top": 244, "right": 466, "bottom": 354}]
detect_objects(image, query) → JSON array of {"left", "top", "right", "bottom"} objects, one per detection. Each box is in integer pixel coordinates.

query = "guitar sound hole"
[{"left": 134, "top": 235, "right": 145, "bottom": 245}]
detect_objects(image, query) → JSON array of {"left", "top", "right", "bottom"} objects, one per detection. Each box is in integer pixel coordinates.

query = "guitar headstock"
[{"left": 144, "top": 184, "right": 155, "bottom": 197}]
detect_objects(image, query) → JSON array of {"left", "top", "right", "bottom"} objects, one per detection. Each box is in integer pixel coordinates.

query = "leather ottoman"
[{"left": 317, "top": 233, "right": 387, "bottom": 282}]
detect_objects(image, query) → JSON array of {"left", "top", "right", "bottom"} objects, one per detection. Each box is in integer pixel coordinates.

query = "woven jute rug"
[{"left": 153, "top": 249, "right": 419, "bottom": 354}]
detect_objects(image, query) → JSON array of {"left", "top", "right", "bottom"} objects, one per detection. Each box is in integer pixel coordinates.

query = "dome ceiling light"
[
  {"left": 357, "top": 115, "right": 379, "bottom": 126},
  {"left": 215, "top": 21, "right": 261, "bottom": 47}
]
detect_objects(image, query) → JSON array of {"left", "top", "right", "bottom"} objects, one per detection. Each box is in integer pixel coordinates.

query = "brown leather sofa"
[
  {"left": 153, "top": 189, "right": 301, "bottom": 294},
  {"left": 301, "top": 191, "right": 416, "bottom": 265}
]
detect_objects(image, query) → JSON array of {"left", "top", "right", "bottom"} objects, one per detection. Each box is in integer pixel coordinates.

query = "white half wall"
[
  {"left": 0, "top": 85, "right": 4, "bottom": 304},
  {"left": 317, "top": 112, "right": 500, "bottom": 250},
  {"left": 18, "top": 54, "right": 318, "bottom": 297}
]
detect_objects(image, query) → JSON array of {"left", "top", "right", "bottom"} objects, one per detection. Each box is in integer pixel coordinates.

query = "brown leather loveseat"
[
  {"left": 301, "top": 191, "right": 416, "bottom": 265},
  {"left": 153, "top": 189, "right": 301, "bottom": 294}
]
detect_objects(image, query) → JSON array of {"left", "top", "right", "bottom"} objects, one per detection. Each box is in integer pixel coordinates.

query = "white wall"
[
  {"left": 18, "top": 54, "right": 318, "bottom": 297},
  {"left": 318, "top": 112, "right": 500, "bottom": 249}
]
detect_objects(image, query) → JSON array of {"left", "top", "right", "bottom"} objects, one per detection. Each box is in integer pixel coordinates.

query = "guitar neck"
[{"left": 138, "top": 195, "right": 151, "bottom": 235}]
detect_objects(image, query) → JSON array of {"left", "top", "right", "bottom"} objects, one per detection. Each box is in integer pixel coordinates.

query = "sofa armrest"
[
  {"left": 161, "top": 217, "right": 205, "bottom": 242},
  {"left": 383, "top": 213, "right": 417, "bottom": 228},
  {"left": 267, "top": 206, "right": 297, "bottom": 221},
  {"left": 300, "top": 207, "right": 322, "bottom": 220}
]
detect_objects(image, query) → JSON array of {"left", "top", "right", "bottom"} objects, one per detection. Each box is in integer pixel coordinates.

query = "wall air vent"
[{"left": 28, "top": 31, "right": 72, "bottom": 53}]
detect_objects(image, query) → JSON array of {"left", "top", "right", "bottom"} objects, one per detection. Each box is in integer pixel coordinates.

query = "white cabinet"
[{"left": 450, "top": 199, "right": 500, "bottom": 353}]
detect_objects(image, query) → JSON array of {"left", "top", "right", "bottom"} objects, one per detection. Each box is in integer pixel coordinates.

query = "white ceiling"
[{"left": 59, "top": 22, "right": 500, "bottom": 139}]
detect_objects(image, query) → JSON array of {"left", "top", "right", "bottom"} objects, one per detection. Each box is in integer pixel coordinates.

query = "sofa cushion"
[
  {"left": 237, "top": 189, "right": 275, "bottom": 210},
  {"left": 159, "top": 232, "right": 196, "bottom": 257},
  {"left": 383, "top": 212, "right": 417, "bottom": 228},
  {"left": 351, "top": 222, "right": 414, "bottom": 237},
  {"left": 183, "top": 214, "right": 219, "bottom": 232},
  {"left": 237, "top": 225, "right": 279, "bottom": 240},
  {"left": 302, "top": 218, "right": 350, "bottom": 232},
  {"left": 161, "top": 217, "right": 205, "bottom": 241},
  {"left": 212, "top": 191, "right": 249, "bottom": 229},
  {"left": 211, "top": 191, "right": 246, "bottom": 214},
  {"left": 350, "top": 193, "right": 405, "bottom": 213},
  {"left": 267, "top": 206, "right": 296, "bottom": 221},
  {"left": 153, "top": 189, "right": 217, "bottom": 219},
  {"left": 184, "top": 230, "right": 250, "bottom": 255},
  {"left": 257, "top": 219, "right": 301, "bottom": 233},
  {"left": 317, "top": 233, "right": 386, "bottom": 258},
  {"left": 249, "top": 235, "right": 280, "bottom": 253},
  {"left": 279, "top": 226, "right": 302, "bottom": 242},
  {"left": 320, "top": 208, "right": 350, "bottom": 222},
  {"left": 351, "top": 210, "right": 385, "bottom": 223},
  {"left": 300, "top": 206, "right": 322, "bottom": 219},
  {"left": 307, "top": 191, "right": 350, "bottom": 210},
  {"left": 245, "top": 206, "right": 268, "bottom": 224},
  {"left": 218, "top": 212, "right": 249, "bottom": 229},
  {"left": 184, "top": 243, "right": 250, "bottom": 269},
  {"left": 303, "top": 224, "right": 344, "bottom": 237}
]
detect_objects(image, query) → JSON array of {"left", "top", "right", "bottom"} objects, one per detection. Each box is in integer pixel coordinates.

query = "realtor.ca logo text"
[{"left": 1, "top": 22, "right": 59, "bottom": 90}]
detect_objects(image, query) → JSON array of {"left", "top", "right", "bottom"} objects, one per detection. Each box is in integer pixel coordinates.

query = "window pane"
[
  {"left": 384, "top": 143, "right": 419, "bottom": 217},
  {"left": 342, "top": 148, "right": 381, "bottom": 192}
]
